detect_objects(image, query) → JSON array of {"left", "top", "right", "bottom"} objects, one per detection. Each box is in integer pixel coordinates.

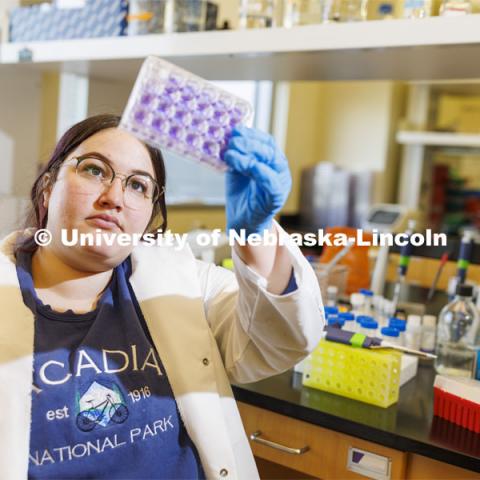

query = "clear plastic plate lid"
[{"left": 120, "top": 56, "right": 254, "bottom": 172}]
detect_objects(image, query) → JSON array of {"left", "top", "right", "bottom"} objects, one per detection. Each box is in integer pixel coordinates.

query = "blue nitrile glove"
[{"left": 223, "top": 126, "right": 292, "bottom": 235}]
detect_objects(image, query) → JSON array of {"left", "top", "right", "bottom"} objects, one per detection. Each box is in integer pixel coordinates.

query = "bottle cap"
[
  {"left": 324, "top": 306, "right": 339, "bottom": 315},
  {"left": 339, "top": 312, "right": 355, "bottom": 321},
  {"left": 356, "top": 315, "right": 372, "bottom": 325},
  {"left": 407, "top": 314, "right": 422, "bottom": 327},
  {"left": 379, "top": 3, "right": 393, "bottom": 14},
  {"left": 456, "top": 283, "right": 474, "bottom": 297},
  {"left": 327, "top": 317, "right": 345, "bottom": 327},
  {"left": 360, "top": 289, "right": 373, "bottom": 297},
  {"left": 381, "top": 327, "right": 399, "bottom": 338},
  {"left": 422, "top": 315, "right": 437, "bottom": 328},
  {"left": 388, "top": 317, "right": 406, "bottom": 332},
  {"left": 363, "top": 319, "right": 378, "bottom": 329}
]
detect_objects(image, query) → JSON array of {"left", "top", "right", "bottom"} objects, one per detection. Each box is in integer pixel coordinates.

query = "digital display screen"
[{"left": 368, "top": 210, "right": 400, "bottom": 225}]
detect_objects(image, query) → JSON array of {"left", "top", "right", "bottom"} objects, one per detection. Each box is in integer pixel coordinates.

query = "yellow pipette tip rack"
[{"left": 302, "top": 339, "right": 402, "bottom": 408}]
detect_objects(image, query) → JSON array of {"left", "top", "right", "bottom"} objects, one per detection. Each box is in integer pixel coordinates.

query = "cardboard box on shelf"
[
  {"left": 9, "top": 0, "right": 128, "bottom": 42},
  {"left": 436, "top": 94, "right": 480, "bottom": 133}
]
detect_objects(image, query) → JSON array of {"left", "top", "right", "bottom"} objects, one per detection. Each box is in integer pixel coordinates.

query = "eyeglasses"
[{"left": 72, "top": 155, "right": 164, "bottom": 209}]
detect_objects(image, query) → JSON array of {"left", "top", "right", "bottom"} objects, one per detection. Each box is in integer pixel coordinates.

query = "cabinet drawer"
[
  {"left": 238, "top": 401, "right": 337, "bottom": 478},
  {"left": 238, "top": 402, "right": 407, "bottom": 479}
]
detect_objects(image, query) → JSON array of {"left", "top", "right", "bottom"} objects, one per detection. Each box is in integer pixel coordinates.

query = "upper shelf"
[
  {"left": 397, "top": 130, "right": 480, "bottom": 147},
  {"left": 3, "top": 15, "right": 480, "bottom": 82}
]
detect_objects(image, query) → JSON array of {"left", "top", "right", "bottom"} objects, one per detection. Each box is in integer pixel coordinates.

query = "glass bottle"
[
  {"left": 421, "top": 314, "right": 437, "bottom": 354},
  {"left": 350, "top": 292, "right": 365, "bottom": 317},
  {"left": 360, "top": 317, "right": 378, "bottom": 337},
  {"left": 175, "top": 0, "right": 207, "bottom": 32},
  {"left": 330, "top": 0, "right": 368, "bottom": 22},
  {"left": 239, "top": 0, "right": 277, "bottom": 28},
  {"left": 435, "top": 284, "right": 480, "bottom": 378},
  {"left": 326, "top": 285, "right": 338, "bottom": 307},
  {"left": 281, "top": 0, "right": 324, "bottom": 27},
  {"left": 439, "top": 0, "right": 472, "bottom": 16},
  {"left": 402, "top": 0, "right": 432, "bottom": 19},
  {"left": 389, "top": 317, "right": 406, "bottom": 346},
  {"left": 380, "top": 326, "right": 401, "bottom": 346},
  {"left": 405, "top": 314, "right": 422, "bottom": 351},
  {"left": 128, "top": 0, "right": 175, "bottom": 35},
  {"left": 360, "top": 288, "right": 373, "bottom": 316},
  {"left": 339, "top": 312, "right": 356, "bottom": 331},
  {"left": 368, "top": 1, "right": 396, "bottom": 20}
]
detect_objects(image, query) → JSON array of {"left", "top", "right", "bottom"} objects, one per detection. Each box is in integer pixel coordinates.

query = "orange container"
[{"left": 319, "top": 226, "right": 372, "bottom": 294}]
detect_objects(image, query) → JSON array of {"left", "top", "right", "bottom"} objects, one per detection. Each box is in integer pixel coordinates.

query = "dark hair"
[{"left": 15, "top": 114, "right": 167, "bottom": 255}]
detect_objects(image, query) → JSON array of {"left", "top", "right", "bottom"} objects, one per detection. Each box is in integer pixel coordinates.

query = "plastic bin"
[
  {"left": 433, "top": 375, "right": 480, "bottom": 433},
  {"left": 128, "top": 0, "right": 173, "bottom": 36},
  {"left": 312, "top": 263, "right": 348, "bottom": 299}
]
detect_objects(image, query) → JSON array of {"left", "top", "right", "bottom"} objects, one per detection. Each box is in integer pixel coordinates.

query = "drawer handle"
[{"left": 249, "top": 430, "right": 310, "bottom": 455}]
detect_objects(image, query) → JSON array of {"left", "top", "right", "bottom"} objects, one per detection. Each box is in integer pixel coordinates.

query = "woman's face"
[{"left": 42, "top": 128, "right": 157, "bottom": 272}]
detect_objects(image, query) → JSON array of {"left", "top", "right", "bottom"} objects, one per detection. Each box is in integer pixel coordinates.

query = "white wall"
[
  {"left": 0, "top": 69, "right": 41, "bottom": 234},
  {"left": 284, "top": 80, "right": 406, "bottom": 212},
  {"left": 0, "top": 70, "right": 42, "bottom": 196},
  {"left": 1, "top": 0, "right": 20, "bottom": 12},
  {"left": 317, "top": 82, "right": 395, "bottom": 172},
  {"left": 88, "top": 78, "right": 133, "bottom": 117},
  {"left": 315, "top": 81, "right": 405, "bottom": 203},
  {"left": 0, "top": 1, "right": 42, "bottom": 234}
]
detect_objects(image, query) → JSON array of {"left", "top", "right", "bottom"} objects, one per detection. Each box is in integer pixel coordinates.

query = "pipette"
[
  {"left": 391, "top": 220, "right": 416, "bottom": 314},
  {"left": 368, "top": 343, "right": 436, "bottom": 358},
  {"left": 456, "top": 231, "right": 474, "bottom": 285},
  {"left": 324, "top": 238, "right": 355, "bottom": 274},
  {"left": 426, "top": 251, "right": 449, "bottom": 303},
  {"left": 323, "top": 325, "right": 436, "bottom": 359}
]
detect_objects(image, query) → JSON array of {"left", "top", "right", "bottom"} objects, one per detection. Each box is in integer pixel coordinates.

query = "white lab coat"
[{"left": 0, "top": 224, "right": 324, "bottom": 480}]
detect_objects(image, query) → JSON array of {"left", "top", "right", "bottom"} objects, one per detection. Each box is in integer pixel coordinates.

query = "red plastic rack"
[{"left": 434, "top": 387, "right": 480, "bottom": 433}]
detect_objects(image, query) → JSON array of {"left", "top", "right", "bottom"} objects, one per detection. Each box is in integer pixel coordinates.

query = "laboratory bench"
[{"left": 233, "top": 366, "right": 480, "bottom": 479}]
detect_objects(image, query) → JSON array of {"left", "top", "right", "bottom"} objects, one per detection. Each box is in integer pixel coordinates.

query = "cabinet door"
[{"left": 406, "top": 454, "right": 479, "bottom": 479}]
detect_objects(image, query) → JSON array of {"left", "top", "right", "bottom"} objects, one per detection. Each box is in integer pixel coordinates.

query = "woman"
[{"left": 0, "top": 114, "right": 323, "bottom": 479}]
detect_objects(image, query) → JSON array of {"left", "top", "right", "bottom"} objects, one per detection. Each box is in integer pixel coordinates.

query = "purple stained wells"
[
  {"left": 197, "top": 102, "right": 214, "bottom": 120},
  {"left": 191, "top": 117, "right": 209, "bottom": 134},
  {"left": 175, "top": 108, "right": 193, "bottom": 126},
  {"left": 169, "top": 124, "right": 187, "bottom": 142},
  {"left": 156, "top": 98, "right": 176, "bottom": 118},
  {"left": 203, "top": 140, "right": 220, "bottom": 158},
  {"left": 140, "top": 92, "right": 154, "bottom": 105},
  {"left": 208, "top": 125, "right": 224, "bottom": 141},
  {"left": 213, "top": 110, "right": 229, "bottom": 127},
  {"left": 180, "top": 84, "right": 199, "bottom": 110},
  {"left": 186, "top": 132, "right": 202, "bottom": 150},
  {"left": 230, "top": 103, "right": 248, "bottom": 123},
  {"left": 127, "top": 65, "right": 250, "bottom": 169},
  {"left": 151, "top": 117, "right": 169, "bottom": 135},
  {"left": 134, "top": 109, "right": 147, "bottom": 124}
]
